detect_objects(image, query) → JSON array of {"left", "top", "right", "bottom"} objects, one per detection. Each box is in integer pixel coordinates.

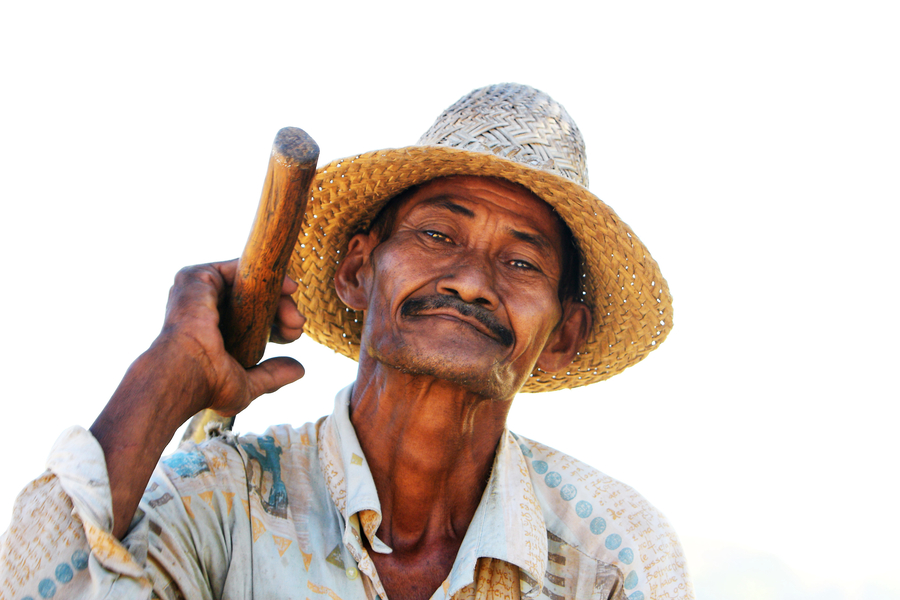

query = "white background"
[{"left": 1, "top": 2, "right": 897, "bottom": 598}]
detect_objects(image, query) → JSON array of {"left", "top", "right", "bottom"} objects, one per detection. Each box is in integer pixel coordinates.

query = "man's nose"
[{"left": 436, "top": 254, "right": 500, "bottom": 310}]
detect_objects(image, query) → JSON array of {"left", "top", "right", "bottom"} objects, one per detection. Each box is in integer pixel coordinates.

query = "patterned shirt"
[{"left": 0, "top": 385, "right": 693, "bottom": 600}]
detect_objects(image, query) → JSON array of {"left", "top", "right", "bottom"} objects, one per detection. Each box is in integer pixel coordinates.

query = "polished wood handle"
[
  {"left": 182, "top": 128, "right": 319, "bottom": 444},
  {"left": 222, "top": 127, "right": 319, "bottom": 366}
]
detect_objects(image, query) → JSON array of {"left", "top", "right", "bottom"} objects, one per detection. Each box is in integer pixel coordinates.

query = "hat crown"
[{"left": 416, "top": 83, "right": 589, "bottom": 188}]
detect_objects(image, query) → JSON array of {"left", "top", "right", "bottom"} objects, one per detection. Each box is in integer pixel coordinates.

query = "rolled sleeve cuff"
[{"left": 46, "top": 426, "right": 148, "bottom": 580}]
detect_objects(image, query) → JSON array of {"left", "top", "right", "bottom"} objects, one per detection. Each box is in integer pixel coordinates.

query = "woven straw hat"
[{"left": 287, "top": 83, "right": 672, "bottom": 392}]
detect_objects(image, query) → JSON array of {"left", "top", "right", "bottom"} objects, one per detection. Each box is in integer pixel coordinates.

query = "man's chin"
[{"left": 370, "top": 344, "right": 518, "bottom": 399}]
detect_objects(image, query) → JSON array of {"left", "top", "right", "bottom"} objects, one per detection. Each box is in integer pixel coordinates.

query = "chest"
[{"left": 366, "top": 545, "right": 459, "bottom": 600}]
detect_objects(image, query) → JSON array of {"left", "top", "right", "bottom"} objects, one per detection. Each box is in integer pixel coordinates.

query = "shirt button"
[{"left": 346, "top": 566, "right": 359, "bottom": 580}]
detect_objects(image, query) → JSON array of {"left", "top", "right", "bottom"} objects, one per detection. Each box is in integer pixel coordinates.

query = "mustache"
[{"left": 400, "top": 295, "right": 514, "bottom": 347}]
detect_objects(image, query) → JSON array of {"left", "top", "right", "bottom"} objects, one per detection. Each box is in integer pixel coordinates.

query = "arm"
[{"left": 90, "top": 259, "right": 306, "bottom": 540}]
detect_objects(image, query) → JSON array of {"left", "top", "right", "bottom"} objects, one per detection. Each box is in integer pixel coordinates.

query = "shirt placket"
[{"left": 343, "top": 511, "right": 390, "bottom": 600}]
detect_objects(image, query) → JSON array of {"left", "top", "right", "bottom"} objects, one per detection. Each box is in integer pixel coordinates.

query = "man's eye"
[
  {"left": 509, "top": 259, "right": 537, "bottom": 271},
  {"left": 423, "top": 230, "right": 453, "bottom": 243}
]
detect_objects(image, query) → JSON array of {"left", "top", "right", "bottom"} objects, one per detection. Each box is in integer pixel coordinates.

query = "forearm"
[
  {"left": 90, "top": 335, "right": 210, "bottom": 539},
  {"left": 89, "top": 261, "right": 304, "bottom": 540}
]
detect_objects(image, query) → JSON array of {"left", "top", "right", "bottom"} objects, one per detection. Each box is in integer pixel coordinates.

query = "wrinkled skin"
[
  {"left": 338, "top": 175, "right": 589, "bottom": 400},
  {"left": 334, "top": 176, "right": 591, "bottom": 599}
]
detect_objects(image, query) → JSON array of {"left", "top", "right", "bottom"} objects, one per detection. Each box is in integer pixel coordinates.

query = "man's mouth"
[{"left": 400, "top": 296, "right": 515, "bottom": 347}]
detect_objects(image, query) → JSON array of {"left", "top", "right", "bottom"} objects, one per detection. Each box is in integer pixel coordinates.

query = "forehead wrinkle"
[
  {"left": 410, "top": 191, "right": 560, "bottom": 259},
  {"left": 413, "top": 195, "right": 477, "bottom": 218},
  {"left": 507, "top": 228, "right": 555, "bottom": 256}
]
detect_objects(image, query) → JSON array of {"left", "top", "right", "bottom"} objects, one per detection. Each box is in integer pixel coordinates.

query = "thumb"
[{"left": 245, "top": 356, "right": 305, "bottom": 399}]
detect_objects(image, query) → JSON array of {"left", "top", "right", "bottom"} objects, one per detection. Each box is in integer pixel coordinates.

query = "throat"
[
  {"left": 349, "top": 372, "right": 511, "bottom": 537},
  {"left": 347, "top": 369, "right": 513, "bottom": 598},
  {"left": 365, "top": 533, "right": 460, "bottom": 600}
]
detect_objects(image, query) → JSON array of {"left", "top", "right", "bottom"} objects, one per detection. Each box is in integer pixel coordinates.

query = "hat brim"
[{"left": 287, "top": 145, "right": 672, "bottom": 393}]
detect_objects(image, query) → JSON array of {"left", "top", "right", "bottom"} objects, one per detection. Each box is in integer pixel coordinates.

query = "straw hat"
[{"left": 287, "top": 83, "right": 672, "bottom": 392}]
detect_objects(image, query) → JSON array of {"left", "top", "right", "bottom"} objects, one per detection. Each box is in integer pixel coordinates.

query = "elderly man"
[{"left": 0, "top": 84, "right": 692, "bottom": 600}]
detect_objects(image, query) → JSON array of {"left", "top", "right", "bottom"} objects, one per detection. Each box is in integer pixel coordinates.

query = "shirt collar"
[
  {"left": 446, "top": 429, "right": 548, "bottom": 598},
  {"left": 318, "top": 384, "right": 548, "bottom": 597},
  {"left": 319, "top": 384, "right": 392, "bottom": 554}
]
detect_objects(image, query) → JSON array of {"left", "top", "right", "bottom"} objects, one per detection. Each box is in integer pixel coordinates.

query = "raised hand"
[
  {"left": 91, "top": 260, "right": 306, "bottom": 539},
  {"left": 159, "top": 260, "right": 306, "bottom": 418}
]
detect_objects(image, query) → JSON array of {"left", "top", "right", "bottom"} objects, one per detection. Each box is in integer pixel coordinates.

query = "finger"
[
  {"left": 246, "top": 356, "right": 305, "bottom": 399},
  {"left": 166, "top": 264, "right": 229, "bottom": 325},
  {"left": 281, "top": 276, "right": 299, "bottom": 295},
  {"left": 270, "top": 296, "right": 306, "bottom": 344},
  {"left": 209, "top": 259, "right": 240, "bottom": 285}
]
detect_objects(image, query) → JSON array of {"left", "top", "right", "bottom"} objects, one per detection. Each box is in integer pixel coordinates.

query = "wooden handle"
[
  {"left": 182, "top": 128, "right": 319, "bottom": 444},
  {"left": 222, "top": 127, "right": 319, "bottom": 366}
]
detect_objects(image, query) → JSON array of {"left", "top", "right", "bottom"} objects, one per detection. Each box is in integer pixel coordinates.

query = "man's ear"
[
  {"left": 536, "top": 301, "right": 592, "bottom": 374},
  {"left": 334, "top": 233, "right": 376, "bottom": 311}
]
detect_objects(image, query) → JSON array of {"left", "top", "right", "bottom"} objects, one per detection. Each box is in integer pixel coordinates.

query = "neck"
[{"left": 349, "top": 356, "right": 512, "bottom": 553}]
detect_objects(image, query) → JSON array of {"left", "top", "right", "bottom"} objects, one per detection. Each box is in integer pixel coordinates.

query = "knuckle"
[{"left": 174, "top": 264, "right": 220, "bottom": 287}]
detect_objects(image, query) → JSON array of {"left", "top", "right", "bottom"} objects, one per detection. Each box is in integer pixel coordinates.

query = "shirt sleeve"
[{"left": 0, "top": 426, "right": 253, "bottom": 600}]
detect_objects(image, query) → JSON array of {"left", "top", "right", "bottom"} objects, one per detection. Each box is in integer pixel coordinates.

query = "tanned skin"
[
  {"left": 334, "top": 177, "right": 591, "bottom": 599},
  {"left": 90, "top": 176, "right": 591, "bottom": 600},
  {"left": 90, "top": 263, "right": 306, "bottom": 540}
]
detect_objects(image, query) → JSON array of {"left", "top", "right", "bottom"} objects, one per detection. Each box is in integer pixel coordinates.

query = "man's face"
[{"left": 341, "top": 176, "right": 580, "bottom": 400}]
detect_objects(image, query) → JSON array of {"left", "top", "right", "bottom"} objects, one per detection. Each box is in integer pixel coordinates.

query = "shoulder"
[
  {"left": 233, "top": 421, "right": 322, "bottom": 464},
  {"left": 143, "top": 420, "right": 328, "bottom": 527},
  {"left": 156, "top": 420, "right": 323, "bottom": 489},
  {"left": 514, "top": 433, "right": 694, "bottom": 600}
]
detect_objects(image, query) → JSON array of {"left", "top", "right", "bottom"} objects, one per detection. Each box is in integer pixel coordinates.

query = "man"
[{"left": 0, "top": 84, "right": 691, "bottom": 599}]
